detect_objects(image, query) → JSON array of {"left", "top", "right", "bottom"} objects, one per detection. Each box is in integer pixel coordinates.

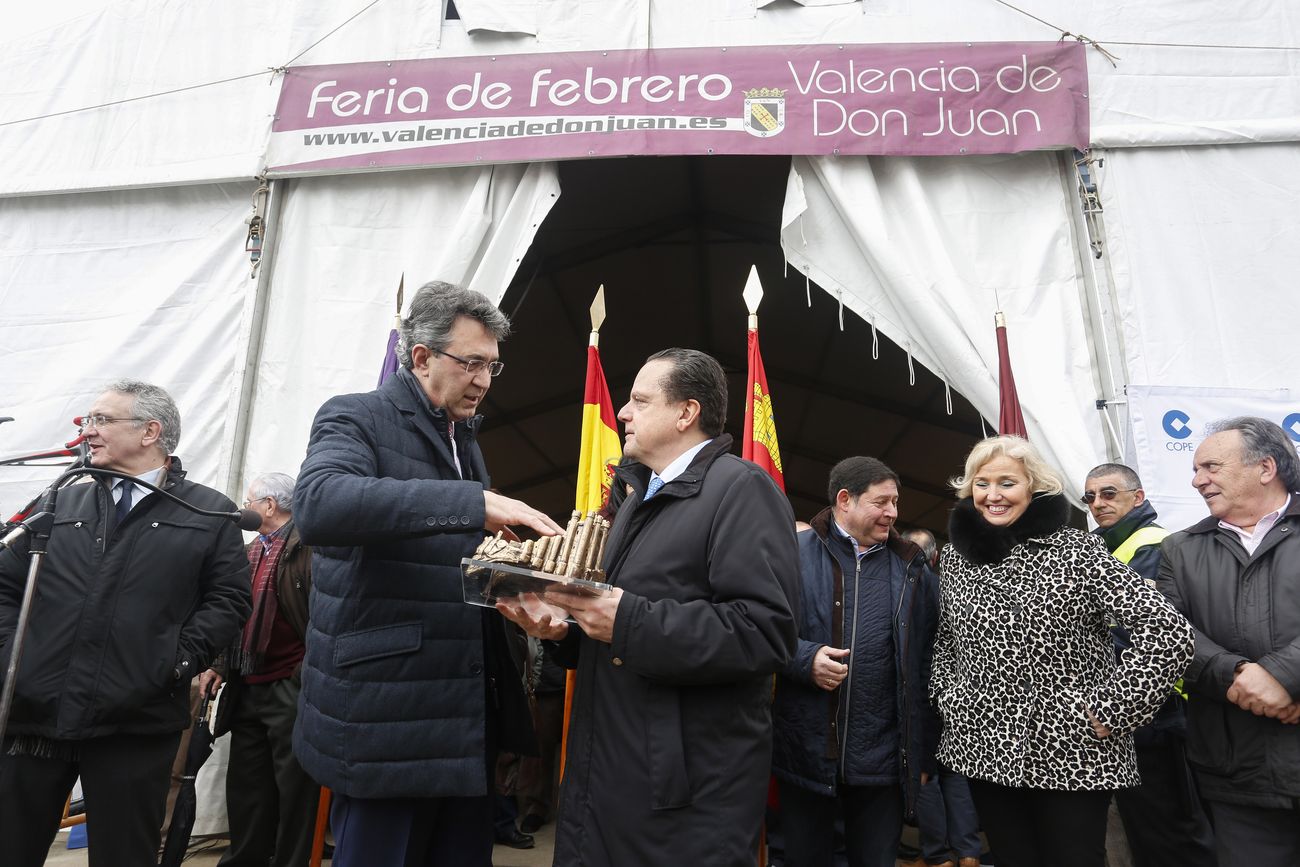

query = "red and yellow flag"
[
  {"left": 742, "top": 328, "right": 785, "bottom": 491},
  {"left": 562, "top": 336, "right": 622, "bottom": 780},
  {"left": 575, "top": 343, "right": 622, "bottom": 513}
]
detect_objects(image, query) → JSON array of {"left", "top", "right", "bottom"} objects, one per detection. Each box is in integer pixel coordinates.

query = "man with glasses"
[
  {"left": 1083, "top": 463, "right": 1216, "bottom": 867},
  {"left": 0, "top": 380, "right": 251, "bottom": 867},
  {"left": 293, "top": 281, "right": 562, "bottom": 867},
  {"left": 1157, "top": 418, "right": 1300, "bottom": 867}
]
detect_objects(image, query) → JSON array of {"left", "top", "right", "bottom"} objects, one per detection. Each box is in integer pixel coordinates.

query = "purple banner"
[{"left": 266, "top": 42, "right": 1088, "bottom": 174}]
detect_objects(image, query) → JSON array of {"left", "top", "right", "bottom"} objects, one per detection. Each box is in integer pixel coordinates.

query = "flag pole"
[
  {"left": 994, "top": 309, "right": 1029, "bottom": 439},
  {"left": 590, "top": 284, "right": 606, "bottom": 347},
  {"left": 561, "top": 284, "right": 616, "bottom": 783},
  {"left": 741, "top": 265, "right": 786, "bottom": 493}
]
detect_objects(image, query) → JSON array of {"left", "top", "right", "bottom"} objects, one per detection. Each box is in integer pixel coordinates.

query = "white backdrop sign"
[{"left": 1127, "top": 385, "right": 1300, "bottom": 532}]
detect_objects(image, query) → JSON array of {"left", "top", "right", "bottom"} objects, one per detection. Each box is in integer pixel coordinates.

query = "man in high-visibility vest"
[{"left": 1084, "top": 463, "right": 1216, "bottom": 867}]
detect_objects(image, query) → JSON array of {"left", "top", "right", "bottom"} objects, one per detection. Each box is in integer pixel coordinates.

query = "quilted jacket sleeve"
[{"left": 295, "top": 393, "right": 487, "bottom": 547}]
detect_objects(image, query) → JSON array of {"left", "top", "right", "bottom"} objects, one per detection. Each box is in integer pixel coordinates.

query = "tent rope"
[
  {"left": 944, "top": 381, "right": 954, "bottom": 415},
  {"left": 988, "top": 0, "right": 1300, "bottom": 56},
  {"left": 906, "top": 344, "right": 916, "bottom": 386},
  {"left": 836, "top": 290, "right": 844, "bottom": 331},
  {"left": 870, "top": 318, "right": 879, "bottom": 360},
  {"left": 1, "top": 0, "right": 387, "bottom": 129}
]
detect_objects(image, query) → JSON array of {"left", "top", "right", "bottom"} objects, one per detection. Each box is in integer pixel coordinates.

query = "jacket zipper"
[
  {"left": 839, "top": 554, "right": 862, "bottom": 778},
  {"left": 896, "top": 557, "right": 913, "bottom": 805}
]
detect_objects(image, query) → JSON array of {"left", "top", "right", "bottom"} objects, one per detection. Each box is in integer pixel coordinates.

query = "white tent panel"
[
  {"left": 0, "top": 1, "right": 652, "bottom": 197},
  {"left": 5, "top": 1, "right": 1299, "bottom": 198},
  {"left": 236, "top": 161, "right": 559, "bottom": 490},
  {"left": 657, "top": 1, "right": 1300, "bottom": 147},
  {"left": 781, "top": 152, "right": 1106, "bottom": 496},
  {"left": 0, "top": 182, "right": 258, "bottom": 515},
  {"left": 1098, "top": 142, "right": 1300, "bottom": 391}
]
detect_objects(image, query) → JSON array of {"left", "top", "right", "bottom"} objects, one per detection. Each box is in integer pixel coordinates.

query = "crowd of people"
[{"left": 0, "top": 279, "right": 1297, "bottom": 867}]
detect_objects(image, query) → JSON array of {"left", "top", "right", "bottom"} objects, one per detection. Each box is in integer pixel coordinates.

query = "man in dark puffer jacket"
[
  {"left": 773, "top": 456, "right": 940, "bottom": 867},
  {"left": 294, "top": 282, "right": 561, "bottom": 867}
]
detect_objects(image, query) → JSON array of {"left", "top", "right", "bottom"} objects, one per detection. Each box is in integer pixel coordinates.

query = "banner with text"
[
  {"left": 1127, "top": 385, "right": 1300, "bottom": 533},
  {"left": 266, "top": 42, "right": 1088, "bottom": 174}
]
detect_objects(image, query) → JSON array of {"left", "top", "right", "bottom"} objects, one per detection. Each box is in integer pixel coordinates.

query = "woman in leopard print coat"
[{"left": 931, "top": 436, "right": 1193, "bottom": 867}]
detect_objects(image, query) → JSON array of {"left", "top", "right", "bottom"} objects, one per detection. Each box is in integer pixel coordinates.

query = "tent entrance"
[{"left": 488, "top": 155, "right": 983, "bottom": 538}]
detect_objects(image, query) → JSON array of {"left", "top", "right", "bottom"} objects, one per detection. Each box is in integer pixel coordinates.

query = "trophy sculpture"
[{"left": 461, "top": 509, "right": 613, "bottom": 610}]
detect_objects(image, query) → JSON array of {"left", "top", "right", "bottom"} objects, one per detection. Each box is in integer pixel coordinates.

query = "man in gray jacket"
[{"left": 1158, "top": 416, "right": 1300, "bottom": 867}]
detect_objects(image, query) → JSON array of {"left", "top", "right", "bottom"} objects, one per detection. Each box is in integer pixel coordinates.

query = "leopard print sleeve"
[
  {"left": 1078, "top": 531, "right": 1195, "bottom": 735},
  {"left": 929, "top": 544, "right": 957, "bottom": 707}
]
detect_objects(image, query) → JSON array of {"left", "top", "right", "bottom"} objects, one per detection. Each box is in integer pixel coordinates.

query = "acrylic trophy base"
[{"left": 461, "top": 558, "right": 612, "bottom": 620}]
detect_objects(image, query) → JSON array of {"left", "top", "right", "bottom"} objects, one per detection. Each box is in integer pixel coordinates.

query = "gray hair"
[
  {"left": 1206, "top": 416, "right": 1300, "bottom": 492},
  {"left": 1086, "top": 462, "right": 1143, "bottom": 489},
  {"left": 902, "top": 528, "right": 938, "bottom": 564},
  {"left": 396, "top": 281, "right": 511, "bottom": 369},
  {"left": 249, "top": 472, "right": 297, "bottom": 512},
  {"left": 105, "top": 379, "right": 181, "bottom": 454}
]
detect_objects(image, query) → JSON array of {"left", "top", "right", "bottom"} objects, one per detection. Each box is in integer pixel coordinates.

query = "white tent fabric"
[
  {"left": 235, "top": 161, "right": 559, "bottom": 491},
  {"left": 4, "top": 1, "right": 1299, "bottom": 199},
  {"left": 0, "top": 182, "right": 256, "bottom": 515},
  {"left": 780, "top": 153, "right": 1106, "bottom": 496},
  {"left": 1097, "top": 142, "right": 1300, "bottom": 393}
]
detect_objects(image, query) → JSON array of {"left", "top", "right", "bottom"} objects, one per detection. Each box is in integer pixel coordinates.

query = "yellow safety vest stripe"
[{"left": 1113, "top": 526, "right": 1171, "bottom": 565}]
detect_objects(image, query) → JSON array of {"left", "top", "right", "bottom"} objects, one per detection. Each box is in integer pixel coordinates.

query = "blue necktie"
[
  {"left": 115, "top": 479, "right": 134, "bottom": 525},
  {"left": 644, "top": 477, "right": 665, "bottom": 500}
]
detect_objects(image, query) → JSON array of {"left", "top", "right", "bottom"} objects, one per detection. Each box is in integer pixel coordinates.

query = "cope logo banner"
[{"left": 1128, "top": 385, "right": 1299, "bottom": 532}]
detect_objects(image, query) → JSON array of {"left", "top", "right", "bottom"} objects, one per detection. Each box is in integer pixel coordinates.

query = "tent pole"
[
  {"left": 223, "top": 178, "right": 287, "bottom": 499},
  {"left": 1060, "top": 151, "right": 1130, "bottom": 460}
]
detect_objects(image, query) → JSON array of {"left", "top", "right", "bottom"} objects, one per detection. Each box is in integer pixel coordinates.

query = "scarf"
[{"left": 237, "top": 529, "right": 289, "bottom": 675}]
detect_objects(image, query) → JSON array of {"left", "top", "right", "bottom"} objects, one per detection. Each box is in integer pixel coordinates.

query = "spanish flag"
[
  {"left": 562, "top": 306, "right": 622, "bottom": 777},
  {"left": 742, "top": 327, "right": 785, "bottom": 491},
  {"left": 575, "top": 343, "right": 622, "bottom": 513}
]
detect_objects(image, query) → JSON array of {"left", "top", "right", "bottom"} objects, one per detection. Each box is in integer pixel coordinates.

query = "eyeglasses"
[
  {"left": 1080, "top": 487, "right": 1137, "bottom": 505},
  {"left": 434, "top": 349, "right": 504, "bottom": 377},
  {"left": 242, "top": 496, "right": 271, "bottom": 509},
  {"left": 79, "top": 414, "right": 147, "bottom": 433}
]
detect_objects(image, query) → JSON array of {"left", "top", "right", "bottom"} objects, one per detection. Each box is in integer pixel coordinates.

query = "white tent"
[
  {"left": 3, "top": 0, "right": 1299, "bottom": 843},
  {"left": 2, "top": 1, "right": 1297, "bottom": 536}
]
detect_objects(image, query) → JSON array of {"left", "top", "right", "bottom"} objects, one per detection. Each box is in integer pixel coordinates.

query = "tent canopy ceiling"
[{"left": 480, "top": 154, "right": 985, "bottom": 536}]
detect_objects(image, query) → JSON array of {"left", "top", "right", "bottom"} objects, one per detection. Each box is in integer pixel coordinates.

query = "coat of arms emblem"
[{"left": 743, "top": 88, "right": 786, "bottom": 138}]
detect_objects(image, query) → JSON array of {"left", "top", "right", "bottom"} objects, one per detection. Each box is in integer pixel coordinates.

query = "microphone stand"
[{"left": 0, "top": 460, "right": 261, "bottom": 744}]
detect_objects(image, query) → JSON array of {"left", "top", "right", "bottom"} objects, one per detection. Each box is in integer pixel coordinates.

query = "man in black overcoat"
[{"left": 501, "top": 347, "right": 800, "bottom": 866}]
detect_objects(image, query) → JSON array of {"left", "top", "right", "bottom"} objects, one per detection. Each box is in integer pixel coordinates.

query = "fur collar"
[{"left": 948, "top": 493, "right": 1072, "bottom": 565}]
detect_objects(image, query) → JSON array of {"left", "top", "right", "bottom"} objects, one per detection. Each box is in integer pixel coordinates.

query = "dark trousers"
[
  {"left": 516, "top": 689, "right": 563, "bottom": 821},
  {"left": 968, "top": 778, "right": 1111, "bottom": 867},
  {"left": 1207, "top": 798, "right": 1300, "bottom": 867},
  {"left": 1114, "top": 733, "right": 1216, "bottom": 867},
  {"left": 915, "top": 766, "right": 982, "bottom": 863},
  {"left": 778, "top": 779, "right": 903, "bottom": 867},
  {"left": 329, "top": 789, "right": 494, "bottom": 867},
  {"left": 217, "top": 678, "right": 321, "bottom": 867},
  {"left": 0, "top": 730, "right": 181, "bottom": 867}
]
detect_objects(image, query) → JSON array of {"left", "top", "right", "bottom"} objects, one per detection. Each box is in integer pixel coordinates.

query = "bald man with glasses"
[{"left": 1082, "top": 463, "right": 1216, "bottom": 867}]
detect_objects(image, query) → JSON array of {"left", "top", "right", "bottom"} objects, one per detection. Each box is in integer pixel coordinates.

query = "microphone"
[{"left": 236, "top": 509, "right": 264, "bottom": 531}]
